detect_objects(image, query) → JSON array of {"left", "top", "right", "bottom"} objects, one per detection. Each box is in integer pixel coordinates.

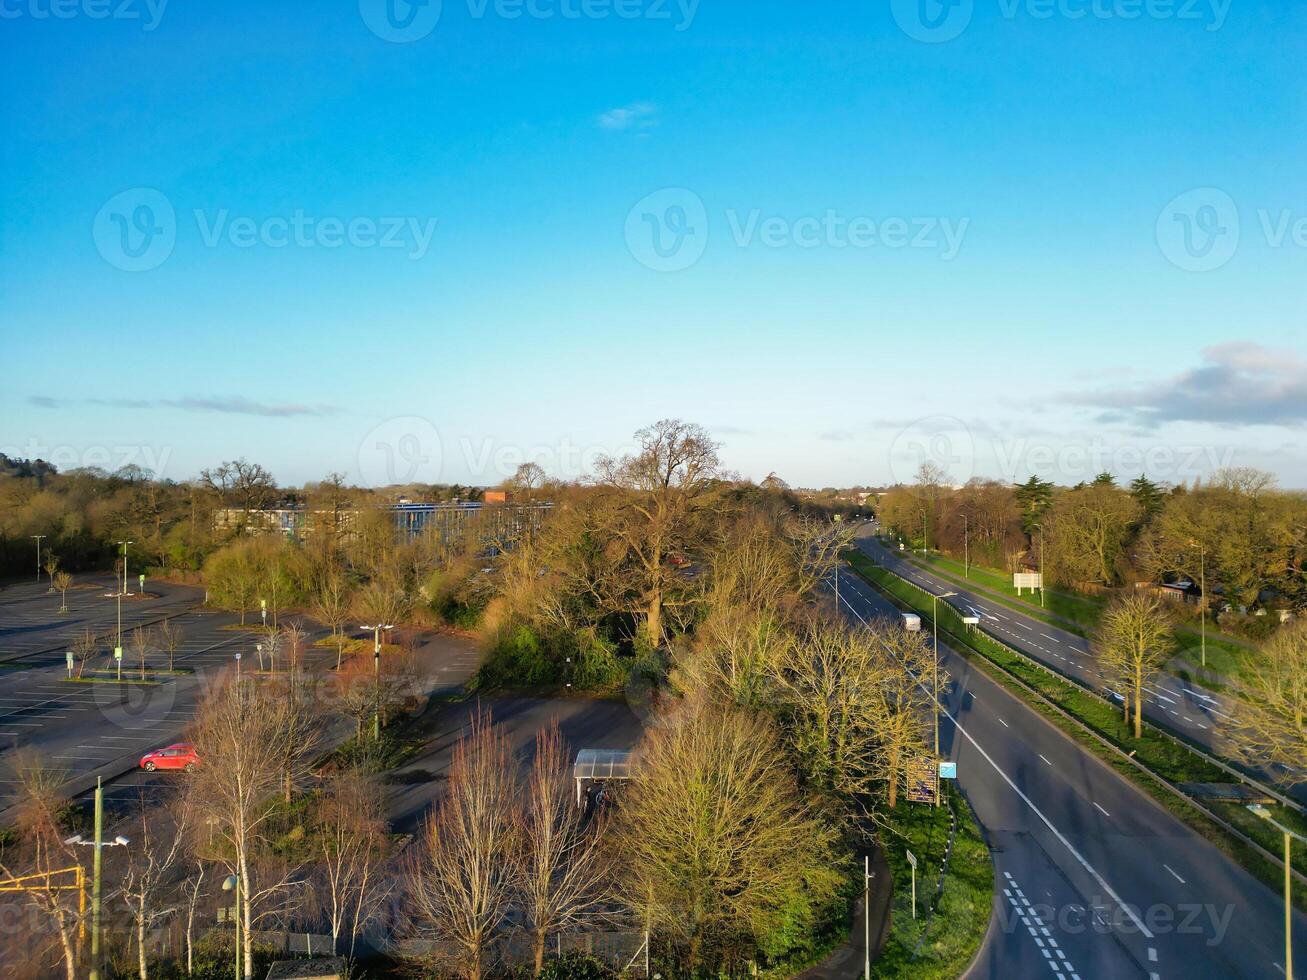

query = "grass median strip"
[
  {"left": 843, "top": 550, "right": 1307, "bottom": 913},
  {"left": 874, "top": 791, "right": 993, "bottom": 979}
]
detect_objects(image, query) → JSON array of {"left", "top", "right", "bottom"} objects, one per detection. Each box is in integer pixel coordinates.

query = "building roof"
[{"left": 573, "top": 748, "right": 633, "bottom": 780}]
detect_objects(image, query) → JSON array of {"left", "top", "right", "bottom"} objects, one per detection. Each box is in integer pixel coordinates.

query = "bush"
[
  {"left": 538, "top": 952, "right": 618, "bottom": 979},
  {"left": 474, "top": 623, "right": 629, "bottom": 691},
  {"left": 425, "top": 564, "right": 491, "bottom": 628},
  {"left": 567, "top": 627, "right": 627, "bottom": 690},
  {"left": 476, "top": 624, "right": 559, "bottom": 688}
]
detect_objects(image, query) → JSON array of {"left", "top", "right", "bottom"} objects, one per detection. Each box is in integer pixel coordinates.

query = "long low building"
[{"left": 214, "top": 500, "right": 550, "bottom": 543}]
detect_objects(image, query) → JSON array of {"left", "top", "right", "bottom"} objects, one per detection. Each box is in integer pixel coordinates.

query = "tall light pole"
[
  {"left": 117, "top": 540, "right": 133, "bottom": 595},
  {"left": 931, "top": 591, "right": 957, "bottom": 785},
  {"left": 1248, "top": 805, "right": 1305, "bottom": 980},
  {"left": 359, "top": 623, "right": 395, "bottom": 739},
  {"left": 1198, "top": 541, "right": 1207, "bottom": 669},
  {"left": 31, "top": 535, "right": 45, "bottom": 582},
  {"left": 66, "top": 778, "right": 129, "bottom": 980},
  {"left": 963, "top": 513, "right": 970, "bottom": 579},
  {"left": 1034, "top": 523, "right": 1046, "bottom": 608}
]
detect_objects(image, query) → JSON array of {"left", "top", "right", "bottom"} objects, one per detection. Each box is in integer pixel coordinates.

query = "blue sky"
[{"left": 2, "top": 0, "right": 1304, "bottom": 489}]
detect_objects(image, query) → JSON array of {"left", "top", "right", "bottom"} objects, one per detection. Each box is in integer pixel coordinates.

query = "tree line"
[{"left": 878, "top": 465, "right": 1306, "bottom": 626}]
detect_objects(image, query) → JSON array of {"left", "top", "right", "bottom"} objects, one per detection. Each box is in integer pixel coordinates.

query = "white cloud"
[{"left": 597, "top": 102, "right": 658, "bottom": 131}]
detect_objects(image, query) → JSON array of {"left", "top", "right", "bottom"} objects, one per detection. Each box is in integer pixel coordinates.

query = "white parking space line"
[
  {"left": 1093, "top": 802, "right": 1111, "bottom": 817},
  {"left": 1163, "top": 864, "right": 1186, "bottom": 884}
]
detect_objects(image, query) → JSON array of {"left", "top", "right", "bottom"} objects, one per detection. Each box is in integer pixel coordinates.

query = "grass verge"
[
  {"left": 844, "top": 550, "right": 1307, "bottom": 912},
  {"left": 872, "top": 791, "right": 993, "bottom": 979}
]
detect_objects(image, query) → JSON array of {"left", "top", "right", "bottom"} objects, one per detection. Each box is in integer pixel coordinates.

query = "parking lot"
[
  {"left": 0, "top": 585, "right": 345, "bottom": 818},
  {"left": 0, "top": 572, "right": 203, "bottom": 662},
  {"left": 0, "top": 572, "right": 509, "bottom": 822}
]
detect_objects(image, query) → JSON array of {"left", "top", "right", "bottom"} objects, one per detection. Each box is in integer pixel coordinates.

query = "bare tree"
[
  {"left": 1229, "top": 622, "right": 1307, "bottom": 782},
  {"left": 1096, "top": 593, "right": 1174, "bottom": 739},
  {"left": 43, "top": 551, "right": 60, "bottom": 592},
  {"left": 406, "top": 710, "right": 519, "bottom": 980},
  {"left": 672, "top": 604, "right": 793, "bottom": 709},
  {"left": 187, "top": 676, "right": 316, "bottom": 979},
  {"left": 71, "top": 627, "right": 98, "bottom": 679},
  {"left": 353, "top": 573, "right": 411, "bottom": 635},
  {"left": 313, "top": 766, "right": 392, "bottom": 956},
  {"left": 157, "top": 618, "right": 185, "bottom": 673},
  {"left": 179, "top": 861, "right": 207, "bottom": 977},
  {"left": 53, "top": 570, "right": 72, "bottom": 613},
  {"left": 281, "top": 620, "right": 309, "bottom": 674},
  {"left": 312, "top": 569, "right": 353, "bottom": 670},
  {"left": 0, "top": 750, "right": 81, "bottom": 980},
  {"left": 612, "top": 702, "right": 841, "bottom": 971},
  {"left": 768, "top": 617, "right": 934, "bottom": 809},
  {"left": 596, "top": 419, "right": 720, "bottom": 646},
  {"left": 117, "top": 797, "right": 191, "bottom": 980},
  {"left": 130, "top": 625, "right": 155, "bottom": 681},
  {"left": 202, "top": 459, "right": 278, "bottom": 535},
  {"left": 516, "top": 724, "right": 612, "bottom": 974}
]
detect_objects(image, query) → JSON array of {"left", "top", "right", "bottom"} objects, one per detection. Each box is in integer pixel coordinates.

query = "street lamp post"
[
  {"left": 1034, "top": 523, "right": 1046, "bottom": 608},
  {"left": 963, "top": 514, "right": 970, "bottom": 579},
  {"left": 66, "top": 778, "right": 129, "bottom": 980},
  {"left": 117, "top": 540, "right": 133, "bottom": 596},
  {"left": 1198, "top": 542, "right": 1207, "bottom": 669},
  {"left": 931, "top": 590, "right": 957, "bottom": 808},
  {"left": 1248, "top": 804, "right": 1304, "bottom": 980},
  {"left": 359, "top": 623, "right": 395, "bottom": 739},
  {"left": 31, "top": 535, "right": 45, "bottom": 582}
]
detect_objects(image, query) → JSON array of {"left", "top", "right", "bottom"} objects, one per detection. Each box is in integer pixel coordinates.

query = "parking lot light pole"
[
  {"left": 118, "top": 540, "right": 133, "bottom": 595},
  {"left": 66, "top": 779, "right": 129, "bottom": 980},
  {"left": 1248, "top": 805, "right": 1305, "bottom": 980},
  {"left": 31, "top": 535, "right": 45, "bottom": 582},
  {"left": 360, "top": 623, "right": 394, "bottom": 739}
]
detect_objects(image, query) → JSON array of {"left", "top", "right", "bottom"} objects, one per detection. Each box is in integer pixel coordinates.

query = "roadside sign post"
[
  {"left": 138, "top": 573, "right": 145, "bottom": 592},
  {"left": 939, "top": 761, "right": 958, "bottom": 781},
  {"left": 234, "top": 651, "right": 241, "bottom": 676},
  {"left": 113, "top": 647, "right": 123, "bottom": 682},
  {"left": 66, "top": 651, "right": 74, "bottom": 678},
  {"left": 260, "top": 599, "right": 267, "bottom": 625},
  {"left": 906, "top": 849, "right": 918, "bottom": 919}
]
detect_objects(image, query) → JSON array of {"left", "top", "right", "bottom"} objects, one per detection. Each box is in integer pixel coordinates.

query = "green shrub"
[
  {"left": 537, "top": 952, "right": 618, "bottom": 979},
  {"left": 476, "top": 624, "right": 559, "bottom": 688}
]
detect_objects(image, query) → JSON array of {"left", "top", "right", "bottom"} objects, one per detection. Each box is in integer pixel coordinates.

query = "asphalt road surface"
[
  {"left": 834, "top": 562, "right": 1307, "bottom": 980},
  {"left": 854, "top": 528, "right": 1304, "bottom": 801},
  {"left": 0, "top": 572, "right": 204, "bottom": 662},
  {"left": 383, "top": 695, "right": 643, "bottom": 833}
]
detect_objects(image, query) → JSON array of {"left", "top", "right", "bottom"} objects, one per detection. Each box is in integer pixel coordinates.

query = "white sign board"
[{"left": 1013, "top": 572, "right": 1043, "bottom": 594}]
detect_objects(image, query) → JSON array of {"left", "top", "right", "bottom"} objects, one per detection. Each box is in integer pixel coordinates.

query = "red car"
[{"left": 139, "top": 743, "right": 200, "bottom": 773}]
